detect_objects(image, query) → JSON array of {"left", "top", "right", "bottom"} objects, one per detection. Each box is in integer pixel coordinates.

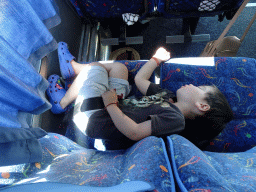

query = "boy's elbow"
[
  {"left": 129, "top": 135, "right": 141, "bottom": 141},
  {"left": 123, "top": 130, "right": 138, "bottom": 141},
  {"left": 123, "top": 127, "right": 141, "bottom": 141},
  {"left": 129, "top": 132, "right": 141, "bottom": 141},
  {"left": 127, "top": 127, "right": 147, "bottom": 141},
  {"left": 130, "top": 133, "right": 148, "bottom": 141}
]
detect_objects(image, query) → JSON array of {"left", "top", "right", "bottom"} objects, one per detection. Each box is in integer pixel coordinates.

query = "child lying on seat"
[{"left": 47, "top": 42, "right": 233, "bottom": 149}]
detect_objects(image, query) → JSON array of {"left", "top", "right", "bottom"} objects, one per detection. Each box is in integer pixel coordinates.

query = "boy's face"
[{"left": 176, "top": 84, "right": 213, "bottom": 104}]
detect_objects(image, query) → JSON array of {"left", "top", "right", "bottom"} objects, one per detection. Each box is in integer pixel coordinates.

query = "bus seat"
[
  {"left": 160, "top": 57, "right": 256, "bottom": 152},
  {"left": 156, "top": 0, "right": 244, "bottom": 43},
  {"left": 68, "top": 0, "right": 155, "bottom": 19},
  {"left": 68, "top": 0, "right": 156, "bottom": 46},
  {"left": 63, "top": 61, "right": 156, "bottom": 150},
  {"left": 167, "top": 134, "right": 256, "bottom": 191},
  {"left": 0, "top": 133, "right": 175, "bottom": 192},
  {"left": 0, "top": 181, "right": 155, "bottom": 192}
]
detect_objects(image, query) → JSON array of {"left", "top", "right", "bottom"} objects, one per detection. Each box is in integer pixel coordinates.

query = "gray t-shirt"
[{"left": 87, "top": 83, "right": 185, "bottom": 142}]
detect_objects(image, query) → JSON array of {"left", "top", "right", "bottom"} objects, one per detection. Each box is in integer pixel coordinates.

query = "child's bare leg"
[
  {"left": 59, "top": 61, "right": 128, "bottom": 109},
  {"left": 101, "top": 62, "right": 128, "bottom": 80},
  {"left": 70, "top": 60, "right": 88, "bottom": 75},
  {"left": 71, "top": 60, "right": 128, "bottom": 80}
]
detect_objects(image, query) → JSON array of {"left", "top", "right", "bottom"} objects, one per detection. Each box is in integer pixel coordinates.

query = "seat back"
[
  {"left": 167, "top": 134, "right": 256, "bottom": 192},
  {"left": 160, "top": 57, "right": 256, "bottom": 152},
  {"left": 0, "top": 133, "right": 175, "bottom": 192},
  {"left": 69, "top": 0, "right": 155, "bottom": 19},
  {"left": 157, "top": 0, "right": 243, "bottom": 18}
]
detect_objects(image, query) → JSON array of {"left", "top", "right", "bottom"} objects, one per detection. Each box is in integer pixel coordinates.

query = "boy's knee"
[
  {"left": 90, "top": 62, "right": 101, "bottom": 66},
  {"left": 115, "top": 62, "right": 128, "bottom": 73},
  {"left": 110, "top": 62, "right": 128, "bottom": 80},
  {"left": 90, "top": 62, "right": 107, "bottom": 71},
  {"left": 116, "top": 62, "right": 128, "bottom": 71}
]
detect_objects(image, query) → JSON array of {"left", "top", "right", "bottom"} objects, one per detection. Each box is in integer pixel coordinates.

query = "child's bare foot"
[{"left": 70, "top": 60, "right": 89, "bottom": 75}]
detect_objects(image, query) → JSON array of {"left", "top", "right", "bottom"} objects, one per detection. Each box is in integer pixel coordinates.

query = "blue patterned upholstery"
[
  {"left": 157, "top": 0, "right": 243, "bottom": 18},
  {"left": 160, "top": 57, "right": 256, "bottom": 152},
  {"left": 167, "top": 134, "right": 256, "bottom": 191},
  {"left": 69, "top": 0, "right": 243, "bottom": 19},
  {"left": 0, "top": 133, "right": 175, "bottom": 192},
  {"left": 69, "top": 0, "right": 155, "bottom": 19},
  {"left": 1, "top": 181, "right": 155, "bottom": 192}
]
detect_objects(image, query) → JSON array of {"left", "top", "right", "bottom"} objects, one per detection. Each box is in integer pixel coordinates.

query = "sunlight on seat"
[
  {"left": 73, "top": 108, "right": 106, "bottom": 151},
  {"left": 73, "top": 105, "right": 90, "bottom": 134},
  {"left": 73, "top": 110, "right": 106, "bottom": 151},
  {"left": 15, "top": 177, "right": 41, "bottom": 185},
  {"left": 246, "top": 3, "right": 256, "bottom": 7},
  {"left": 75, "top": 66, "right": 90, "bottom": 91},
  {"left": 94, "top": 139, "right": 106, "bottom": 151},
  {"left": 37, "top": 165, "right": 51, "bottom": 175},
  {"left": 0, "top": 178, "right": 15, "bottom": 185},
  {"left": 0, "top": 165, "right": 25, "bottom": 184},
  {"left": 166, "top": 57, "right": 215, "bottom": 66},
  {"left": 99, "top": 60, "right": 115, "bottom": 64},
  {"left": 0, "top": 165, "right": 15, "bottom": 172},
  {"left": 33, "top": 178, "right": 48, "bottom": 183},
  {"left": 54, "top": 154, "right": 70, "bottom": 161},
  {"left": 155, "top": 76, "right": 160, "bottom": 84}
]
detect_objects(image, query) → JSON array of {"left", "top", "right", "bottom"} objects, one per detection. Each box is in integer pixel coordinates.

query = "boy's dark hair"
[{"left": 180, "top": 85, "right": 234, "bottom": 149}]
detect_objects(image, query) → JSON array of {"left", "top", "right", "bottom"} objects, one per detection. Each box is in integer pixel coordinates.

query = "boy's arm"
[
  {"left": 135, "top": 47, "right": 171, "bottom": 95},
  {"left": 106, "top": 104, "right": 151, "bottom": 141},
  {"left": 102, "top": 89, "right": 151, "bottom": 141},
  {"left": 101, "top": 47, "right": 171, "bottom": 141}
]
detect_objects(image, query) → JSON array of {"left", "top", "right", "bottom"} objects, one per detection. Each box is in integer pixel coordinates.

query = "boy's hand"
[
  {"left": 102, "top": 89, "right": 118, "bottom": 107},
  {"left": 153, "top": 47, "right": 171, "bottom": 63}
]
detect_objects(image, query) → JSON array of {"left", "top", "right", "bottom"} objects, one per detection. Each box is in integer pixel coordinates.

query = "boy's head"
[
  {"left": 176, "top": 84, "right": 234, "bottom": 149},
  {"left": 203, "top": 84, "right": 234, "bottom": 124},
  {"left": 176, "top": 84, "right": 233, "bottom": 120},
  {"left": 176, "top": 84, "right": 212, "bottom": 117}
]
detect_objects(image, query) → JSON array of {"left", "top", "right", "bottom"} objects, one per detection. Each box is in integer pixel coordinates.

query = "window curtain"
[{"left": 0, "top": 0, "right": 61, "bottom": 166}]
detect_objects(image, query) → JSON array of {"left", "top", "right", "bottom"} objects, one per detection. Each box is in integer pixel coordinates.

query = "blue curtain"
[{"left": 0, "top": 0, "right": 61, "bottom": 128}]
